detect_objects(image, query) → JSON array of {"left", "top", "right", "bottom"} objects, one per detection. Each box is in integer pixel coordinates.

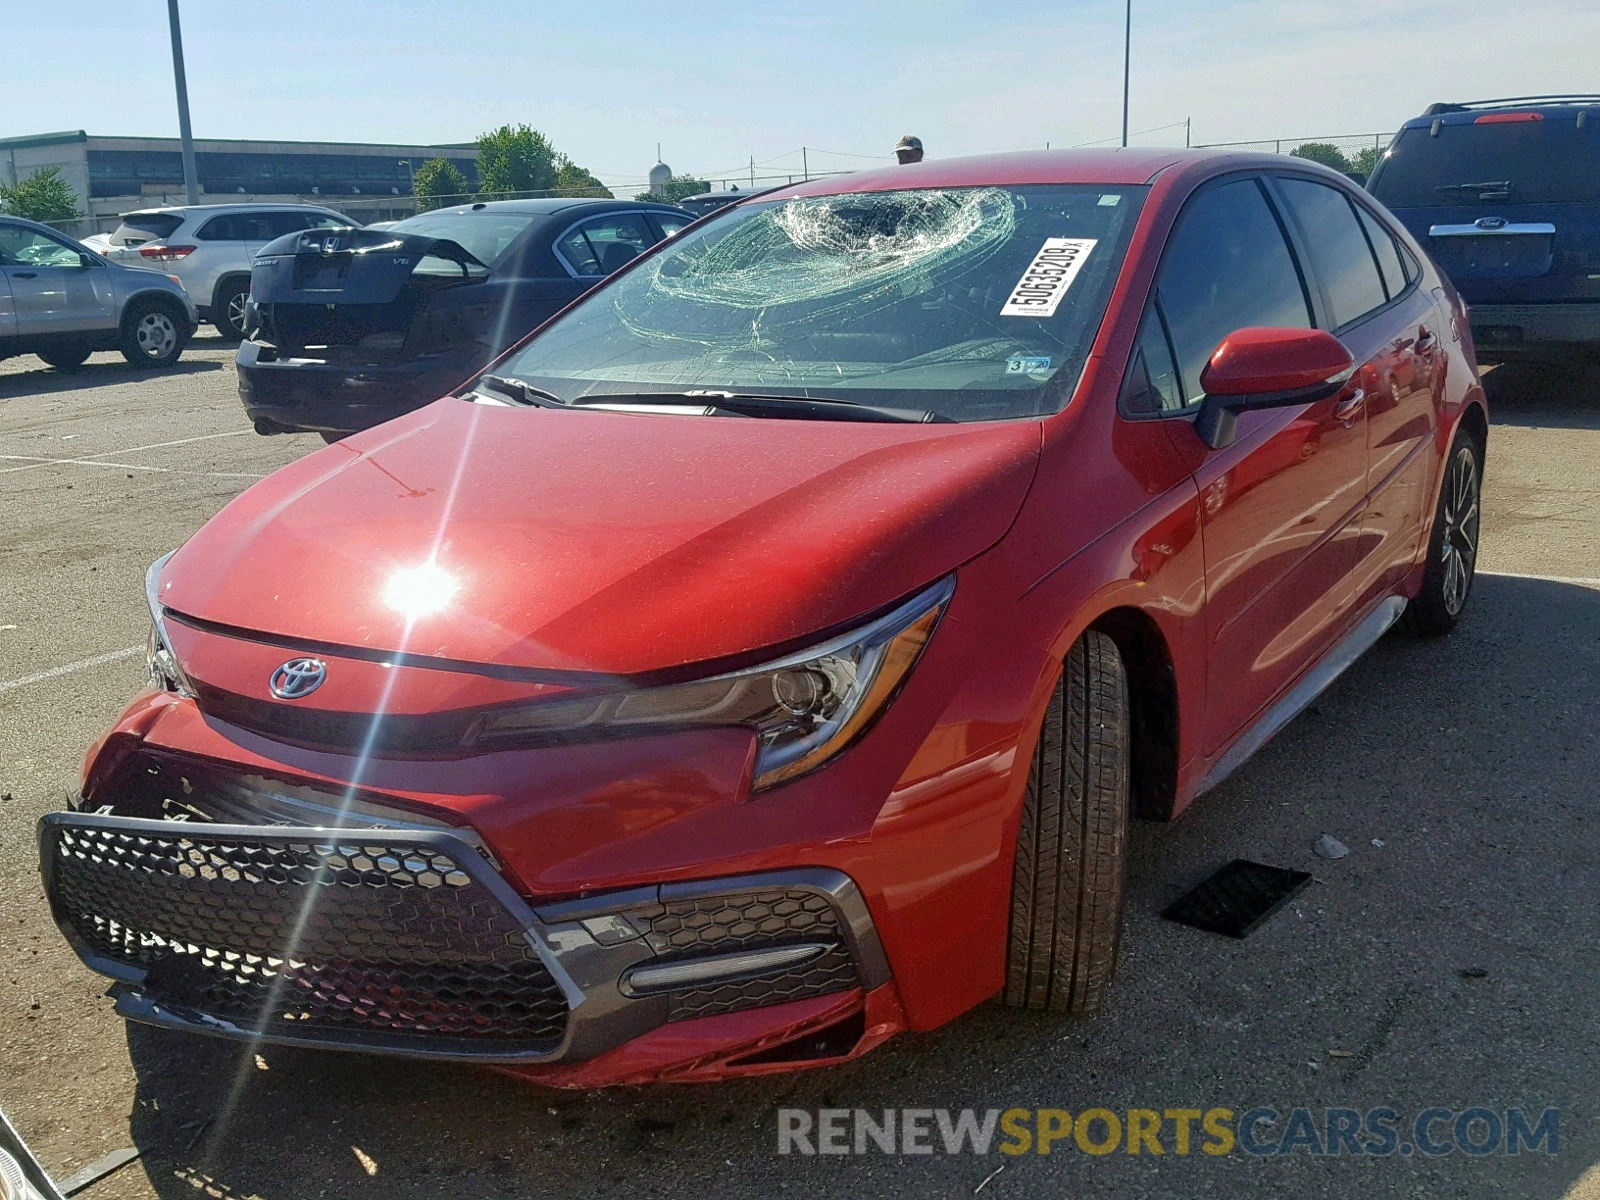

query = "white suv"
[{"left": 102, "top": 203, "right": 352, "bottom": 338}]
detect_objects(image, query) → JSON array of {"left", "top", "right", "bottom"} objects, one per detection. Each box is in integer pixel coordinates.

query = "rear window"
[
  {"left": 1371, "top": 116, "right": 1600, "bottom": 207},
  {"left": 384, "top": 211, "right": 536, "bottom": 267},
  {"left": 110, "top": 212, "right": 182, "bottom": 244}
]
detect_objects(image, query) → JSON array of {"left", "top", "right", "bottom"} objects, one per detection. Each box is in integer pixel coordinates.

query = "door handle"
[
  {"left": 1333, "top": 388, "right": 1366, "bottom": 424},
  {"left": 12, "top": 271, "right": 36, "bottom": 278}
]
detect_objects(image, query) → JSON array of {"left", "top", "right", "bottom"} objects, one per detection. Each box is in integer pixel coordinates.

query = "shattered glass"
[{"left": 505, "top": 183, "right": 1147, "bottom": 422}]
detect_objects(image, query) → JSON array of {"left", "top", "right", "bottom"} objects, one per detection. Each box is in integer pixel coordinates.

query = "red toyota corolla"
[{"left": 41, "top": 149, "right": 1486, "bottom": 1086}]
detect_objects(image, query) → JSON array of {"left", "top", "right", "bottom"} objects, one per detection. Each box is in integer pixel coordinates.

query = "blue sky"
[{"left": 6, "top": 0, "right": 1598, "bottom": 190}]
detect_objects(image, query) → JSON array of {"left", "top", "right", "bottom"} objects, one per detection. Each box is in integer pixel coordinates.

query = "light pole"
[
  {"left": 166, "top": 0, "right": 200, "bottom": 205},
  {"left": 1120, "top": 0, "right": 1131, "bottom": 148},
  {"left": 399, "top": 159, "right": 415, "bottom": 193}
]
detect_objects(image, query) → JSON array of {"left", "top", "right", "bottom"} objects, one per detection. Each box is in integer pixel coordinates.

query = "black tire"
[
  {"left": 1401, "top": 427, "right": 1484, "bottom": 637},
  {"left": 119, "top": 297, "right": 189, "bottom": 368},
  {"left": 38, "top": 345, "right": 92, "bottom": 372},
  {"left": 1004, "top": 630, "right": 1130, "bottom": 1015},
  {"left": 213, "top": 277, "right": 251, "bottom": 340}
]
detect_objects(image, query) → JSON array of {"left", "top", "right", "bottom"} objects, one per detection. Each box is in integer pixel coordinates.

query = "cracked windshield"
[{"left": 504, "top": 184, "right": 1146, "bottom": 421}]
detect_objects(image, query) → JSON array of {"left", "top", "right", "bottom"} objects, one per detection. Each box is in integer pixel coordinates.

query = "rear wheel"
[
  {"left": 1004, "top": 630, "right": 1129, "bottom": 1015},
  {"left": 119, "top": 298, "right": 188, "bottom": 368},
  {"left": 38, "top": 344, "right": 92, "bottom": 372},
  {"left": 1402, "top": 428, "right": 1483, "bottom": 637},
  {"left": 213, "top": 278, "right": 251, "bottom": 340}
]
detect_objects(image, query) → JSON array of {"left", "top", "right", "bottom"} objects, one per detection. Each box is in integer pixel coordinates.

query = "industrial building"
[{"left": 0, "top": 131, "right": 481, "bottom": 233}]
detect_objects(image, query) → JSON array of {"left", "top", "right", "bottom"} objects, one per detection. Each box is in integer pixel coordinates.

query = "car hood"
[{"left": 161, "top": 399, "right": 1041, "bottom": 677}]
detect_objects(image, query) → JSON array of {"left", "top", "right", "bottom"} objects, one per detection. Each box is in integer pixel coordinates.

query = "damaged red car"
[{"left": 40, "top": 149, "right": 1487, "bottom": 1086}]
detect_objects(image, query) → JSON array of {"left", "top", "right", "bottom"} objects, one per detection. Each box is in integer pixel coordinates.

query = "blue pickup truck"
[{"left": 1368, "top": 95, "right": 1600, "bottom": 364}]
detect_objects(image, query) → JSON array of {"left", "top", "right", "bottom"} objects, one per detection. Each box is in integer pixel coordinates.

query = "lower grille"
[
  {"left": 41, "top": 816, "right": 568, "bottom": 1057},
  {"left": 635, "top": 888, "right": 861, "bottom": 1020}
]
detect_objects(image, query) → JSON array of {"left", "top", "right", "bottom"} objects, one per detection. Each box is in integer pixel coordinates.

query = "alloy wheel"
[
  {"left": 226, "top": 289, "right": 249, "bottom": 337},
  {"left": 1438, "top": 444, "right": 1480, "bottom": 616}
]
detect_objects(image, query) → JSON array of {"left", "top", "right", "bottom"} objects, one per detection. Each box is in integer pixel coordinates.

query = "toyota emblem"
[{"left": 269, "top": 658, "right": 327, "bottom": 700}]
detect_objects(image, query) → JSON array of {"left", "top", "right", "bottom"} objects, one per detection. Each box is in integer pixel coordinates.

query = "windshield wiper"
[
  {"left": 570, "top": 390, "right": 948, "bottom": 424},
  {"left": 470, "top": 375, "right": 568, "bottom": 408},
  {"left": 1434, "top": 180, "right": 1512, "bottom": 194}
]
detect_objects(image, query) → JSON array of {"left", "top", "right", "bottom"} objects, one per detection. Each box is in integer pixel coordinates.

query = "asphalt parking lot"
[{"left": 2, "top": 339, "right": 1598, "bottom": 1200}]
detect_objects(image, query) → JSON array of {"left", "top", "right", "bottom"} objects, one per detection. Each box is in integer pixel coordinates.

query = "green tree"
[
  {"left": 1350, "top": 146, "right": 1383, "bottom": 179},
  {"left": 553, "top": 155, "right": 610, "bottom": 197},
  {"left": 476, "top": 124, "right": 558, "bottom": 196},
  {"left": 634, "top": 174, "right": 711, "bottom": 204},
  {"left": 1289, "top": 142, "right": 1354, "bottom": 174},
  {"left": 0, "top": 166, "right": 82, "bottom": 223},
  {"left": 412, "top": 157, "right": 469, "bottom": 212}
]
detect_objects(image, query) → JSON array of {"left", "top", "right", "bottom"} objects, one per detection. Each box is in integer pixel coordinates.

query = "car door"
[
  {"left": 0, "top": 223, "right": 116, "bottom": 335},
  {"left": 1273, "top": 179, "right": 1443, "bottom": 608},
  {"left": 1148, "top": 176, "right": 1372, "bottom": 757},
  {"left": 1357, "top": 203, "right": 1444, "bottom": 600},
  {"left": 0, "top": 267, "right": 14, "bottom": 342}
]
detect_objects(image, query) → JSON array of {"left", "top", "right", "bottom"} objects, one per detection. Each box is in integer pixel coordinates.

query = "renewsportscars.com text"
[{"left": 776, "top": 1107, "right": 1558, "bottom": 1157}]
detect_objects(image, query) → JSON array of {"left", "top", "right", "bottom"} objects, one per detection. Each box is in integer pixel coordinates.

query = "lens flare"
[{"left": 383, "top": 562, "right": 458, "bottom": 620}]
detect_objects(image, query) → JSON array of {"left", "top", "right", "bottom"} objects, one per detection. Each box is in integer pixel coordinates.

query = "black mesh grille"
[
  {"left": 635, "top": 889, "right": 860, "bottom": 1020},
  {"left": 44, "top": 821, "right": 568, "bottom": 1054}
]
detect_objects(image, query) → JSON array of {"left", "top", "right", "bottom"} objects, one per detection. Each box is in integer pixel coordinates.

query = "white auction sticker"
[{"left": 1000, "top": 238, "right": 1097, "bottom": 319}]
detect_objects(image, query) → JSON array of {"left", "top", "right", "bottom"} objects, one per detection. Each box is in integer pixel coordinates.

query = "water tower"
[{"left": 648, "top": 145, "right": 672, "bottom": 196}]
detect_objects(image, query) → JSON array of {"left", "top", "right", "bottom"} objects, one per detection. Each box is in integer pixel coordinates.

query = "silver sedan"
[{"left": 0, "top": 216, "right": 198, "bottom": 371}]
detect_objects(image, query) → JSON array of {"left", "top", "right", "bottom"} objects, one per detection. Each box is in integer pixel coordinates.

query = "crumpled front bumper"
[{"left": 38, "top": 806, "right": 894, "bottom": 1078}]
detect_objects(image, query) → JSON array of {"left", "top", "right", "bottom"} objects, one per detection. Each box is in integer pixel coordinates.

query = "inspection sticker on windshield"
[
  {"left": 1000, "top": 238, "right": 1097, "bottom": 319},
  {"left": 1006, "top": 355, "right": 1054, "bottom": 377}
]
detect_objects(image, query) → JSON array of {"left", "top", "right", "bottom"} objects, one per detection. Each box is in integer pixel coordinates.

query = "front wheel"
[
  {"left": 119, "top": 298, "right": 188, "bottom": 368},
  {"left": 1004, "top": 630, "right": 1130, "bottom": 1015},
  {"left": 1402, "top": 428, "right": 1483, "bottom": 637}
]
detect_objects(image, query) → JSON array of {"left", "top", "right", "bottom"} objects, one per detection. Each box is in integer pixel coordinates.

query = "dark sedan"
[{"left": 238, "top": 198, "right": 690, "bottom": 438}]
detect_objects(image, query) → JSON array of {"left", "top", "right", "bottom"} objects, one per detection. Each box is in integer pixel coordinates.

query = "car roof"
[
  {"left": 766, "top": 148, "right": 1295, "bottom": 200},
  {"left": 417, "top": 198, "right": 684, "bottom": 217},
  {"left": 1401, "top": 94, "right": 1600, "bottom": 127},
  {"left": 118, "top": 203, "right": 346, "bottom": 218}
]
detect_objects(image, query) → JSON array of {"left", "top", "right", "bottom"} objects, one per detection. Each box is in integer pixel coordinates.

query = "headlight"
[
  {"left": 146, "top": 551, "right": 194, "bottom": 695},
  {"left": 467, "top": 576, "right": 955, "bottom": 790}
]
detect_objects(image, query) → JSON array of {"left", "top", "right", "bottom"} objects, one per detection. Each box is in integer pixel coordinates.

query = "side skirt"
[{"left": 1197, "top": 595, "right": 1408, "bottom": 798}]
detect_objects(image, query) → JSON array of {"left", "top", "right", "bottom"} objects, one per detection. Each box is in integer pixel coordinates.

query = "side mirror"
[
  {"left": 78, "top": 251, "right": 98, "bottom": 268},
  {"left": 1193, "top": 327, "right": 1355, "bottom": 449}
]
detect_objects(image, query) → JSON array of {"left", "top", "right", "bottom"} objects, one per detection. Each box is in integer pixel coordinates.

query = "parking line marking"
[
  {"left": 0, "top": 645, "right": 144, "bottom": 696},
  {"left": 0, "top": 455, "right": 265, "bottom": 480},
  {"left": 0, "top": 428, "right": 254, "bottom": 475},
  {"left": 1479, "top": 570, "right": 1600, "bottom": 589}
]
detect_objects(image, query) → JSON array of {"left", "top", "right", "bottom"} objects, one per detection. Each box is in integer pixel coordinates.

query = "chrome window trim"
[{"left": 549, "top": 208, "right": 682, "bottom": 280}]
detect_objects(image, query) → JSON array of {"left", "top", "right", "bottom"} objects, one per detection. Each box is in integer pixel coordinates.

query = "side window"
[
  {"left": 1121, "top": 305, "right": 1187, "bottom": 416},
  {"left": 235, "top": 214, "right": 278, "bottom": 241},
  {"left": 557, "top": 214, "right": 656, "bottom": 277},
  {"left": 1276, "top": 178, "right": 1389, "bottom": 327},
  {"left": 304, "top": 214, "right": 348, "bottom": 231},
  {"left": 654, "top": 213, "right": 691, "bottom": 238},
  {"left": 1156, "top": 178, "right": 1313, "bottom": 402},
  {"left": 196, "top": 215, "right": 239, "bottom": 241},
  {"left": 262, "top": 212, "right": 313, "bottom": 239},
  {"left": 1354, "top": 205, "right": 1408, "bottom": 300},
  {"left": 0, "top": 225, "right": 83, "bottom": 267}
]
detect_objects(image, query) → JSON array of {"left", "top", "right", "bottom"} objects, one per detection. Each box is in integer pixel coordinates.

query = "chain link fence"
[{"left": 1195, "top": 132, "right": 1394, "bottom": 175}]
